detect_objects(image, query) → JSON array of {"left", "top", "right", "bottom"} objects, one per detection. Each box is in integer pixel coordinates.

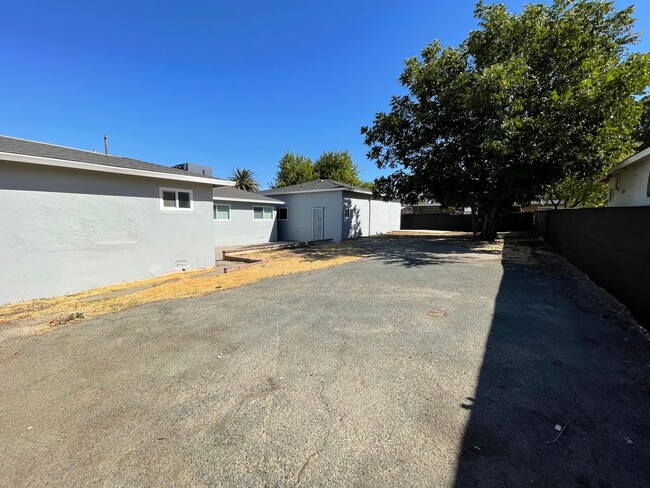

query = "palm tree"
[{"left": 231, "top": 167, "right": 260, "bottom": 192}]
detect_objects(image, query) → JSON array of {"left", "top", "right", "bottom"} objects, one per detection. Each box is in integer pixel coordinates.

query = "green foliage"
[
  {"left": 272, "top": 149, "right": 365, "bottom": 188},
  {"left": 359, "top": 180, "right": 375, "bottom": 190},
  {"left": 231, "top": 167, "right": 260, "bottom": 192},
  {"left": 313, "top": 150, "right": 362, "bottom": 186},
  {"left": 634, "top": 95, "right": 650, "bottom": 150},
  {"left": 362, "top": 0, "right": 650, "bottom": 238},
  {"left": 543, "top": 174, "right": 608, "bottom": 208},
  {"left": 271, "top": 151, "right": 316, "bottom": 188}
]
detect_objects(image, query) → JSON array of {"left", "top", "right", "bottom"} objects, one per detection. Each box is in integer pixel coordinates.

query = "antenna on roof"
[{"left": 104, "top": 133, "right": 108, "bottom": 155}]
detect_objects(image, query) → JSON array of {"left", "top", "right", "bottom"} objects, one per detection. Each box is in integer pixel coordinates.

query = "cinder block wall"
[{"left": 535, "top": 207, "right": 650, "bottom": 330}]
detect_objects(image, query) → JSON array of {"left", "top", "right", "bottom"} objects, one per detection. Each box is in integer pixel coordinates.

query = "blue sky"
[{"left": 1, "top": 1, "right": 648, "bottom": 188}]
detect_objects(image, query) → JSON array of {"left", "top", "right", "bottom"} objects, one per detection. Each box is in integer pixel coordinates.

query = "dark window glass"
[
  {"left": 163, "top": 191, "right": 176, "bottom": 207},
  {"left": 278, "top": 207, "right": 288, "bottom": 220},
  {"left": 646, "top": 173, "right": 650, "bottom": 198},
  {"left": 178, "top": 192, "right": 191, "bottom": 209}
]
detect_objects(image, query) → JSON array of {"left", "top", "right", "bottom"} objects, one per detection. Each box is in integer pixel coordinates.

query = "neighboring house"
[
  {"left": 602, "top": 146, "right": 650, "bottom": 207},
  {"left": 212, "top": 186, "right": 284, "bottom": 250},
  {"left": 260, "top": 179, "right": 401, "bottom": 242},
  {"left": 0, "top": 135, "right": 233, "bottom": 305}
]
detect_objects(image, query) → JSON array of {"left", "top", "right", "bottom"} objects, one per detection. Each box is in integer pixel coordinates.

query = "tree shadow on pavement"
[
  {"left": 452, "top": 235, "right": 650, "bottom": 487},
  {"left": 295, "top": 234, "right": 502, "bottom": 268}
]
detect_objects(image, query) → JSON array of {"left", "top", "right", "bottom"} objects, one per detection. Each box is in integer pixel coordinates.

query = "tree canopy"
[
  {"left": 314, "top": 150, "right": 362, "bottom": 186},
  {"left": 271, "top": 151, "right": 316, "bottom": 188},
  {"left": 230, "top": 167, "right": 260, "bottom": 192},
  {"left": 272, "top": 150, "right": 363, "bottom": 187},
  {"left": 634, "top": 94, "right": 650, "bottom": 150},
  {"left": 362, "top": 0, "right": 650, "bottom": 238}
]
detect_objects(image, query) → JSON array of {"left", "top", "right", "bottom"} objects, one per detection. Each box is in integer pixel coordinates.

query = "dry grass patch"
[{"left": 0, "top": 243, "right": 366, "bottom": 335}]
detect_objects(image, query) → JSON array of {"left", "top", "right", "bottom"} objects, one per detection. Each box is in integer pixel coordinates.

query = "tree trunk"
[
  {"left": 478, "top": 207, "right": 498, "bottom": 241},
  {"left": 471, "top": 206, "right": 478, "bottom": 238}
]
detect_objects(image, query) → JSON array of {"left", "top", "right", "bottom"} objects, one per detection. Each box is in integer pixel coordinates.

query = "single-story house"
[
  {"left": 601, "top": 146, "right": 650, "bottom": 207},
  {"left": 260, "top": 179, "right": 401, "bottom": 242},
  {"left": 212, "top": 186, "right": 284, "bottom": 251},
  {"left": 0, "top": 135, "right": 233, "bottom": 305}
]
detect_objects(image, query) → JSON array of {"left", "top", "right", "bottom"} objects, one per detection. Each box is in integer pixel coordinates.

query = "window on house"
[
  {"left": 253, "top": 206, "right": 274, "bottom": 220},
  {"left": 344, "top": 209, "right": 351, "bottom": 219},
  {"left": 278, "top": 207, "right": 288, "bottom": 220},
  {"left": 609, "top": 188, "right": 614, "bottom": 202},
  {"left": 214, "top": 204, "right": 231, "bottom": 220},
  {"left": 160, "top": 188, "right": 193, "bottom": 211},
  {"left": 647, "top": 172, "right": 650, "bottom": 198}
]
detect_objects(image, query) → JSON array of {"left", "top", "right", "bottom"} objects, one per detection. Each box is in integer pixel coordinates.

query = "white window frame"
[
  {"left": 253, "top": 206, "right": 274, "bottom": 220},
  {"left": 277, "top": 207, "right": 289, "bottom": 220},
  {"left": 159, "top": 187, "right": 194, "bottom": 211},
  {"left": 214, "top": 203, "right": 231, "bottom": 221}
]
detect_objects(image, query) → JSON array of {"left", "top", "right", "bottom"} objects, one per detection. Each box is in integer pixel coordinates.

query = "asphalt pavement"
[{"left": 1, "top": 235, "right": 649, "bottom": 487}]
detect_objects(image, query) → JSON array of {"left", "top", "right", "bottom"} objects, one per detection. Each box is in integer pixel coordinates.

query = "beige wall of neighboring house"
[{"left": 607, "top": 158, "right": 650, "bottom": 207}]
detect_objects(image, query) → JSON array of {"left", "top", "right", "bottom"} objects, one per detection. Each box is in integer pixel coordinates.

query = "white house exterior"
[
  {"left": 213, "top": 187, "right": 284, "bottom": 249},
  {"left": 603, "top": 147, "right": 650, "bottom": 207},
  {"left": 260, "top": 179, "right": 401, "bottom": 242},
  {"left": 0, "top": 135, "right": 234, "bottom": 305}
]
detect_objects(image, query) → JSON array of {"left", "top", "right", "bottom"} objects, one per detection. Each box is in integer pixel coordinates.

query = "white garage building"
[{"left": 260, "top": 179, "right": 401, "bottom": 242}]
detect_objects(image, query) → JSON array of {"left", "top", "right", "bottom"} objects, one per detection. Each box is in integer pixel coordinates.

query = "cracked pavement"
[{"left": 1, "top": 235, "right": 649, "bottom": 487}]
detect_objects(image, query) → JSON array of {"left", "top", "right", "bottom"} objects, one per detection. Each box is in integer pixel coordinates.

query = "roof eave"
[
  {"left": 607, "top": 146, "right": 650, "bottom": 176},
  {"left": 261, "top": 187, "right": 372, "bottom": 196},
  {"left": 213, "top": 196, "right": 284, "bottom": 204},
  {"left": 0, "top": 151, "right": 235, "bottom": 186}
]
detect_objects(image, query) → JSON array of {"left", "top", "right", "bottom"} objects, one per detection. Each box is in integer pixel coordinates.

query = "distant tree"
[
  {"left": 634, "top": 95, "right": 650, "bottom": 150},
  {"left": 231, "top": 167, "right": 260, "bottom": 192},
  {"left": 362, "top": 0, "right": 650, "bottom": 239},
  {"left": 272, "top": 151, "right": 315, "bottom": 188},
  {"left": 542, "top": 174, "right": 608, "bottom": 209},
  {"left": 359, "top": 180, "right": 375, "bottom": 190},
  {"left": 314, "top": 150, "right": 362, "bottom": 186}
]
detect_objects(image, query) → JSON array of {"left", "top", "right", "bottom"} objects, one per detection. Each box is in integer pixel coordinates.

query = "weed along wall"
[{"left": 535, "top": 207, "right": 650, "bottom": 330}]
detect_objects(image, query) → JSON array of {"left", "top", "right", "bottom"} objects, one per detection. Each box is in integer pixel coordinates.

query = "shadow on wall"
[
  {"left": 271, "top": 215, "right": 278, "bottom": 242},
  {"left": 341, "top": 199, "right": 363, "bottom": 240},
  {"left": 452, "top": 236, "right": 650, "bottom": 487}
]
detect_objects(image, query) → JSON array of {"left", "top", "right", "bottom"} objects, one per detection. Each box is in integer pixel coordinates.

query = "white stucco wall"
[
  {"left": 607, "top": 159, "right": 650, "bottom": 207},
  {"left": 0, "top": 160, "right": 215, "bottom": 305},
  {"left": 275, "top": 192, "right": 343, "bottom": 242},
  {"left": 214, "top": 201, "right": 278, "bottom": 248},
  {"left": 342, "top": 192, "right": 370, "bottom": 239},
  {"left": 370, "top": 200, "right": 402, "bottom": 235}
]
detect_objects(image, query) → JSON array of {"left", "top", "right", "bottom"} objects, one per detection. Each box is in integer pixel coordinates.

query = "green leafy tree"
[
  {"left": 543, "top": 174, "right": 608, "bottom": 209},
  {"left": 362, "top": 0, "right": 650, "bottom": 239},
  {"left": 359, "top": 180, "right": 375, "bottom": 190},
  {"left": 272, "top": 151, "right": 315, "bottom": 188},
  {"left": 634, "top": 94, "right": 650, "bottom": 150},
  {"left": 231, "top": 167, "right": 260, "bottom": 192},
  {"left": 314, "top": 150, "right": 362, "bottom": 186}
]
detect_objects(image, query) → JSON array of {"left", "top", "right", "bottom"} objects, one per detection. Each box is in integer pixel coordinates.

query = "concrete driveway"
[{"left": 1, "top": 235, "right": 649, "bottom": 487}]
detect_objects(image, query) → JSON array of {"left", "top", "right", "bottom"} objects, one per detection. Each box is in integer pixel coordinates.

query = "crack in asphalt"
[{"left": 293, "top": 336, "right": 349, "bottom": 487}]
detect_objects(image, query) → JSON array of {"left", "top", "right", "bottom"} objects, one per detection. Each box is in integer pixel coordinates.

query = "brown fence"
[
  {"left": 536, "top": 207, "right": 650, "bottom": 330},
  {"left": 400, "top": 212, "right": 534, "bottom": 232}
]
